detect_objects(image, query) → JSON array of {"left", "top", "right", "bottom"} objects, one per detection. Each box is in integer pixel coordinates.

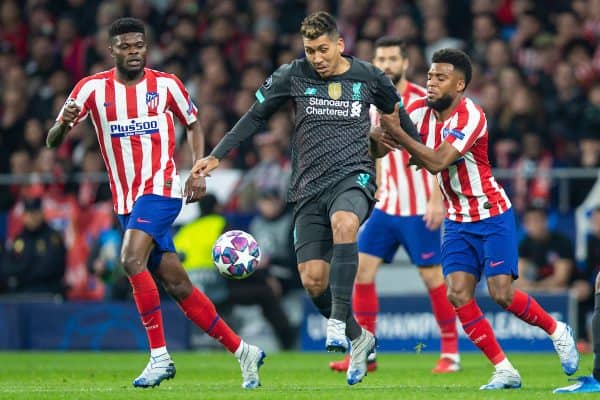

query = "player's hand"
[
  {"left": 379, "top": 103, "right": 402, "bottom": 137},
  {"left": 61, "top": 99, "right": 81, "bottom": 127},
  {"left": 191, "top": 156, "right": 219, "bottom": 179},
  {"left": 423, "top": 198, "right": 444, "bottom": 231},
  {"left": 370, "top": 127, "right": 400, "bottom": 151},
  {"left": 184, "top": 174, "right": 206, "bottom": 204}
]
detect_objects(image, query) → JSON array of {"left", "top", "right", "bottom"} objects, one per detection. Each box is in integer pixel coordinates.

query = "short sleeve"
[
  {"left": 444, "top": 101, "right": 487, "bottom": 155},
  {"left": 166, "top": 74, "right": 198, "bottom": 126},
  {"left": 56, "top": 78, "right": 93, "bottom": 126}
]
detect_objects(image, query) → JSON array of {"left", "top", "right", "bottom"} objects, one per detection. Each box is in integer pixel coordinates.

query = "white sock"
[
  {"left": 495, "top": 358, "right": 516, "bottom": 372},
  {"left": 234, "top": 340, "right": 247, "bottom": 359},
  {"left": 441, "top": 353, "right": 460, "bottom": 363},
  {"left": 150, "top": 346, "right": 169, "bottom": 361},
  {"left": 549, "top": 321, "right": 564, "bottom": 340}
]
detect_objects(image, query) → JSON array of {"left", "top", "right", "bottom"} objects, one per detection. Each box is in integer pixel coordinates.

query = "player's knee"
[
  {"left": 330, "top": 213, "right": 359, "bottom": 242},
  {"left": 490, "top": 289, "right": 513, "bottom": 308},
  {"left": 300, "top": 273, "right": 327, "bottom": 297},
  {"left": 446, "top": 286, "right": 471, "bottom": 307},
  {"left": 163, "top": 278, "right": 193, "bottom": 301},
  {"left": 120, "top": 253, "right": 147, "bottom": 275}
]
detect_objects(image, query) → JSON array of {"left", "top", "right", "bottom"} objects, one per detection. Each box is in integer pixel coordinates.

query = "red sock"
[
  {"left": 178, "top": 288, "right": 241, "bottom": 353},
  {"left": 129, "top": 270, "right": 166, "bottom": 349},
  {"left": 456, "top": 299, "right": 505, "bottom": 365},
  {"left": 505, "top": 289, "right": 557, "bottom": 335},
  {"left": 428, "top": 283, "right": 458, "bottom": 355},
  {"left": 353, "top": 282, "right": 378, "bottom": 334}
]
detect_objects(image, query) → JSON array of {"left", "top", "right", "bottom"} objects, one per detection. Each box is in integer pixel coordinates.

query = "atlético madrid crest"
[
  {"left": 328, "top": 82, "right": 342, "bottom": 100},
  {"left": 146, "top": 91, "right": 159, "bottom": 113}
]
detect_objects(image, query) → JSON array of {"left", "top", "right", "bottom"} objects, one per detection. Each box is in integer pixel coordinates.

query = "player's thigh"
[
  {"left": 126, "top": 194, "right": 182, "bottom": 271},
  {"left": 355, "top": 252, "right": 381, "bottom": 283},
  {"left": 441, "top": 219, "right": 482, "bottom": 281},
  {"left": 328, "top": 188, "right": 373, "bottom": 227},
  {"left": 417, "top": 265, "right": 445, "bottom": 290},
  {"left": 481, "top": 209, "right": 519, "bottom": 280},
  {"left": 120, "top": 229, "right": 154, "bottom": 274},
  {"left": 358, "top": 208, "right": 400, "bottom": 265},
  {"left": 294, "top": 199, "right": 332, "bottom": 263},
  {"left": 397, "top": 215, "right": 442, "bottom": 267}
]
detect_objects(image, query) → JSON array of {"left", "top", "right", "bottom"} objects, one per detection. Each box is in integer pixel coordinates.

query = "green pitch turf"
[{"left": 0, "top": 352, "right": 595, "bottom": 399}]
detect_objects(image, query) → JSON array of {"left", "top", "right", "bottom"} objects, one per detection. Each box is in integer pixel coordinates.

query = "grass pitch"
[{"left": 0, "top": 351, "right": 595, "bottom": 399}]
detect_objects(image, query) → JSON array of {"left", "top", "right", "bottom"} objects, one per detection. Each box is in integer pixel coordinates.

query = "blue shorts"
[
  {"left": 358, "top": 208, "right": 442, "bottom": 266},
  {"left": 117, "top": 194, "right": 182, "bottom": 270},
  {"left": 441, "top": 208, "right": 519, "bottom": 281}
]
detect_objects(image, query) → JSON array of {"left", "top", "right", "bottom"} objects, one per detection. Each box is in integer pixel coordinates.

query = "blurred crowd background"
[{"left": 0, "top": 0, "right": 599, "bottom": 350}]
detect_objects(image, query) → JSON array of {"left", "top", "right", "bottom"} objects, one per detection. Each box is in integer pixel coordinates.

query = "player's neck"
[
  {"left": 433, "top": 95, "right": 463, "bottom": 122},
  {"left": 331, "top": 56, "right": 351, "bottom": 77},
  {"left": 115, "top": 68, "right": 145, "bottom": 86}
]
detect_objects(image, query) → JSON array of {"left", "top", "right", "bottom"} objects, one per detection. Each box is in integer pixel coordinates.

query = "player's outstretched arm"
[
  {"left": 380, "top": 103, "right": 461, "bottom": 174},
  {"left": 46, "top": 101, "right": 81, "bottom": 148},
  {"left": 184, "top": 121, "right": 206, "bottom": 203}
]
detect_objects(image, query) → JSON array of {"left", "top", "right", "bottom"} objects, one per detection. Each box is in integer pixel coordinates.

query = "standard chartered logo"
[
  {"left": 350, "top": 101, "right": 361, "bottom": 117},
  {"left": 305, "top": 97, "right": 362, "bottom": 118}
]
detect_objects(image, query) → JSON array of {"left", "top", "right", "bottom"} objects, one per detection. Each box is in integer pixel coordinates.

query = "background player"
[
  {"left": 46, "top": 18, "right": 265, "bottom": 389},
  {"left": 330, "top": 36, "right": 459, "bottom": 374},
  {"left": 191, "top": 11, "right": 422, "bottom": 385},
  {"left": 378, "top": 48, "right": 579, "bottom": 390}
]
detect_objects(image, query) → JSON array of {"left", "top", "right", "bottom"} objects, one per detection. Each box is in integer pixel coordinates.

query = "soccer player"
[
  {"left": 191, "top": 11, "right": 422, "bottom": 385},
  {"left": 46, "top": 18, "right": 265, "bottom": 389},
  {"left": 554, "top": 270, "right": 600, "bottom": 393},
  {"left": 554, "top": 209, "right": 600, "bottom": 393},
  {"left": 378, "top": 48, "right": 579, "bottom": 390},
  {"left": 330, "top": 37, "right": 460, "bottom": 374}
]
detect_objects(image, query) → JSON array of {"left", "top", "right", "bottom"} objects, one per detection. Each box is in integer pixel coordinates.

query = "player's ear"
[
  {"left": 456, "top": 79, "right": 465, "bottom": 93},
  {"left": 337, "top": 36, "right": 345, "bottom": 54}
]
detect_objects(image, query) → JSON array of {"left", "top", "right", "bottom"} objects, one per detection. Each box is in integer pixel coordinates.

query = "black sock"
[
  {"left": 593, "top": 292, "right": 600, "bottom": 381},
  {"left": 329, "top": 243, "right": 363, "bottom": 339},
  {"left": 330, "top": 243, "right": 358, "bottom": 322},
  {"left": 310, "top": 286, "right": 331, "bottom": 319},
  {"left": 309, "top": 285, "right": 362, "bottom": 340}
]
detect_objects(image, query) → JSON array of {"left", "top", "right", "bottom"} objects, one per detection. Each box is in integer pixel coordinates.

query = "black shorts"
[{"left": 293, "top": 173, "right": 376, "bottom": 264}]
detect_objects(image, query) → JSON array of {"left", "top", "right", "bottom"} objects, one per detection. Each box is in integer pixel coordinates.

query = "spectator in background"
[
  {"left": 87, "top": 216, "right": 129, "bottom": 300},
  {"left": 249, "top": 188, "right": 301, "bottom": 296},
  {"left": 517, "top": 206, "right": 574, "bottom": 293},
  {"left": 235, "top": 131, "right": 290, "bottom": 212},
  {"left": 512, "top": 132, "right": 555, "bottom": 212},
  {"left": 173, "top": 194, "right": 229, "bottom": 304},
  {"left": 0, "top": 197, "right": 66, "bottom": 298},
  {"left": 571, "top": 207, "right": 600, "bottom": 349}
]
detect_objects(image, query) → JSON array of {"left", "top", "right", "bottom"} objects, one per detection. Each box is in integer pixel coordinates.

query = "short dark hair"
[
  {"left": 108, "top": 17, "right": 145, "bottom": 38},
  {"left": 300, "top": 11, "right": 338, "bottom": 40},
  {"left": 524, "top": 205, "right": 548, "bottom": 216},
  {"left": 374, "top": 36, "right": 407, "bottom": 58},
  {"left": 431, "top": 48, "right": 472, "bottom": 89}
]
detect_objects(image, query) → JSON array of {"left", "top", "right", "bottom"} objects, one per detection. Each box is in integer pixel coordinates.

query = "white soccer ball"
[{"left": 212, "top": 230, "right": 260, "bottom": 279}]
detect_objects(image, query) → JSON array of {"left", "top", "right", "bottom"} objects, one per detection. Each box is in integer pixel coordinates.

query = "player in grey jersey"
[{"left": 191, "top": 11, "right": 420, "bottom": 385}]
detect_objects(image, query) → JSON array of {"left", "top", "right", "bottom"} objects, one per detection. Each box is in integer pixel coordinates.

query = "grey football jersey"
[{"left": 212, "top": 56, "right": 401, "bottom": 203}]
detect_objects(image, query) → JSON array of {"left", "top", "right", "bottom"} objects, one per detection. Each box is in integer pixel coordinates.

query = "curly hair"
[
  {"left": 300, "top": 11, "right": 338, "bottom": 40},
  {"left": 431, "top": 48, "right": 472, "bottom": 89}
]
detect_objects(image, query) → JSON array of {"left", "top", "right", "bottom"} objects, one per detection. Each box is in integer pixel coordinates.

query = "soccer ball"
[{"left": 212, "top": 230, "right": 260, "bottom": 279}]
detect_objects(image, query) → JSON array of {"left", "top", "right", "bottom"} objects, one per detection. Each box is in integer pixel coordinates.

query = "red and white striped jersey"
[
  {"left": 407, "top": 97, "right": 511, "bottom": 222},
  {"left": 370, "top": 81, "right": 432, "bottom": 216},
  {"left": 57, "top": 68, "right": 198, "bottom": 214}
]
